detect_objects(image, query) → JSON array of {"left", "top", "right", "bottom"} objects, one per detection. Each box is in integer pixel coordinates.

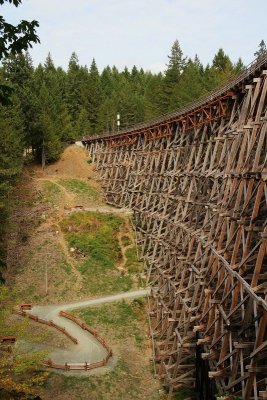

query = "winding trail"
[
  {"left": 23, "top": 162, "right": 146, "bottom": 373},
  {"left": 117, "top": 218, "right": 136, "bottom": 273},
  {"left": 67, "top": 206, "right": 133, "bottom": 215},
  {"left": 37, "top": 177, "right": 75, "bottom": 207},
  {"left": 27, "top": 288, "right": 150, "bottom": 372},
  {"left": 35, "top": 176, "right": 133, "bottom": 295}
]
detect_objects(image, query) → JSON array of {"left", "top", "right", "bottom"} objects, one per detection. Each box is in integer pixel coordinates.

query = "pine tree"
[
  {"left": 166, "top": 40, "right": 187, "bottom": 77},
  {"left": 144, "top": 72, "right": 164, "bottom": 120},
  {"left": 44, "top": 52, "right": 56, "bottom": 72},
  {"left": 170, "top": 58, "right": 206, "bottom": 110},
  {"left": 212, "top": 48, "right": 233, "bottom": 72},
  {"left": 254, "top": 40, "right": 267, "bottom": 59},
  {"left": 33, "top": 84, "right": 62, "bottom": 163},
  {"left": 76, "top": 108, "right": 91, "bottom": 138},
  {"left": 42, "top": 54, "right": 74, "bottom": 142},
  {"left": 234, "top": 57, "right": 245, "bottom": 73},
  {"left": 162, "top": 40, "right": 187, "bottom": 111},
  {"left": 87, "top": 58, "right": 102, "bottom": 133},
  {"left": 205, "top": 49, "right": 235, "bottom": 91},
  {"left": 0, "top": 96, "right": 24, "bottom": 265},
  {"left": 0, "top": 99, "right": 24, "bottom": 197},
  {"left": 2, "top": 52, "right": 37, "bottom": 152},
  {"left": 97, "top": 97, "right": 117, "bottom": 133},
  {"left": 101, "top": 66, "right": 112, "bottom": 96},
  {"left": 66, "top": 52, "right": 83, "bottom": 122}
]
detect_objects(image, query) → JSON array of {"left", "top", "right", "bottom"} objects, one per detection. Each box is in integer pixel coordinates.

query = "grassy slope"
[{"left": 60, "top": 211, "right": 136, "bottom": 296}]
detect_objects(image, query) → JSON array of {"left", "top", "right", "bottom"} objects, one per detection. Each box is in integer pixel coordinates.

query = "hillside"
[{"left": 1, "top": 145, "right": 163, "bottom": 400}]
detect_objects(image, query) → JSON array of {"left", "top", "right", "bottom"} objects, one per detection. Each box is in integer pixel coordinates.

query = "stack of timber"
[{"left": 83, "top": 55, "right": 267, "bottom": 399}]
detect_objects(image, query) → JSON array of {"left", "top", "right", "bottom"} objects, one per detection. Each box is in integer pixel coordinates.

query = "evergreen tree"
[
  {"left": 205, "top": 48, "right": 235, "bottom": 91},
  {"left": 234, "top": 57, "right": 245, "bottom": 73},
  {"left": 44, "top": 52, "right": 56, "bottom": 72},
  {"left": 254, "top": 40, "right": 267, "bottom": 59},
  {"left": 43, "top": 54, "right": 74, "bottom": 142},
  {"left": 97, "top": 97, "right": 117, "bottom": 133},
  {"left": 170, "top": 58, "right": 206, "bottom": 110},
  {"left": 0, "top": 96, "right": 24, "bottom": 268},
  {"left": 101, "top": 66, "right": 112, "bottom": 96},
  {"left": 35, "top": 84, "right": 62, "bottom": 163},
  {"left": 76, "top": 108, "right": 91, "bottom": 137},
  {"left": 2, "top": 51, "right": 33, "bottom": 86},
  {"left": 66, "top": 52, "right": 82, "bottom": 122},
  {"left": 162, "top": 40, "right": 187, "bottom": 111},
  {"left": 144, "top": 72, "right": 164, "bottom": 120},
  {"left": 2, "top": 52, "right": 37, "bottom": 153},
  {"left": 123, "top": 66, "right": 130, "bottom": 80},
  {"left": 212, "top": 48, "right": 233, "bottom": 71},
  {"left": 87, "top": 58, "right": 102, "bottom": 133}
]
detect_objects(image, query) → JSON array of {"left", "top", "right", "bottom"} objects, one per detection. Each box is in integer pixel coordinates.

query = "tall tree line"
[
  {"left": 2, "top": 39, "right": 266, "bottom": 166},
  {"left": 0, "top": 0, "right": 40, "bottom": 276}
]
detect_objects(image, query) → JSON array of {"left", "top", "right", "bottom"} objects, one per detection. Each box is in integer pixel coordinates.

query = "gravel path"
[
  {"left": 28, "top": 289, "right": 150, "bottom": 370},
  {"left": 68, "top": 206, "right": 133, "bottom": 215}
]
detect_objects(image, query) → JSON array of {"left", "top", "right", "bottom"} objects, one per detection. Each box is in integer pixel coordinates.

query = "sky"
[{"left": 1, "top": 0, "right": 267, "bottom": 73}]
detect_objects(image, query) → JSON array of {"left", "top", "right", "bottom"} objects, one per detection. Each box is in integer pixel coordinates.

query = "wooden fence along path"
[
  {"left": 14, "top": 306, "right": 112, "bottom": 371},
  {"left": 82, "top": 55, "right": 267, "bottom": 399}
]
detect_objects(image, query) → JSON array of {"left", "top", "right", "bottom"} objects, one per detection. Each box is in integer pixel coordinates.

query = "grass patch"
[
  {"left": 173, "top": 388, "right": 195, "bottom": 399},
  {"left": 40, "top": 181, "right": 62, "bottom": 205},
  {"left": 60, "top": 211, "right": 134, "bottom": 295},
  {"left": 121, "top": 235, "right": 132, "bottom": 247},
  {"left": 125, "top": 246, "right": 143, "bottom": 273},
  {"left": 45, "top": 358, "right": 157, "bottom": 400},
  {"left": 59, "top": 178, "right": 99, "bottom": 200},
  {"left": 75, "top": 299, "right": 146, "bottom": 345},
  {"left": 81, "top": 272, "right": 133, "bottom": 295},
  {"left": 61, "top": 262, "right": 72, "bottom": 274},
  {"left": 76, "top": 301, "right": 137, "bottom": 329}
]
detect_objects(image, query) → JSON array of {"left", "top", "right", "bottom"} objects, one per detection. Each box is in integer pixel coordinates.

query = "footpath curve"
[{"left": 18, "top": 289, "right": 150, "bottom": 372}]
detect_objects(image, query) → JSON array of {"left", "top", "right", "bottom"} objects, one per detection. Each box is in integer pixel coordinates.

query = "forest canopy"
[{"left": 0, "top": 39, "right": 255, "bottom": 165}]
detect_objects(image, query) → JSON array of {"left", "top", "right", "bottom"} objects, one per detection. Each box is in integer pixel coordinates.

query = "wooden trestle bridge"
[{"left": 82, "top": 56, "right": 267, "bottom": 399}]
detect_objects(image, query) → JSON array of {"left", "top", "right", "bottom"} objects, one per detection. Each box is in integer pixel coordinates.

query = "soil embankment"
[{"left": 5, "top": 145, "right": 142, "bottom": 304}]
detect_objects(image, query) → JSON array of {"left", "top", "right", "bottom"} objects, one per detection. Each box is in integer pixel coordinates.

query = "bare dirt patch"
[{"left": 33, "top": 146, "right": 98, "bottom": 182}]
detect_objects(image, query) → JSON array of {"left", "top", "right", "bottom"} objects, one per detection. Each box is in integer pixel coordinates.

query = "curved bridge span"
[{"left": 83, "top": 56, "right": 267, "bottom": 399}]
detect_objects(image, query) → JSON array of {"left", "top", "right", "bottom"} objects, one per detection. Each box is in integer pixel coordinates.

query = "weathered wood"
[{"left": 83, "top": 55, "right": 267, "bottom": 399}]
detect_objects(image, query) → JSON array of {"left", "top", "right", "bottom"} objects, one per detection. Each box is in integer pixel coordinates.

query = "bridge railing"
[{"left": 83, "top": 54, "right": 267, "bottom": 141}]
